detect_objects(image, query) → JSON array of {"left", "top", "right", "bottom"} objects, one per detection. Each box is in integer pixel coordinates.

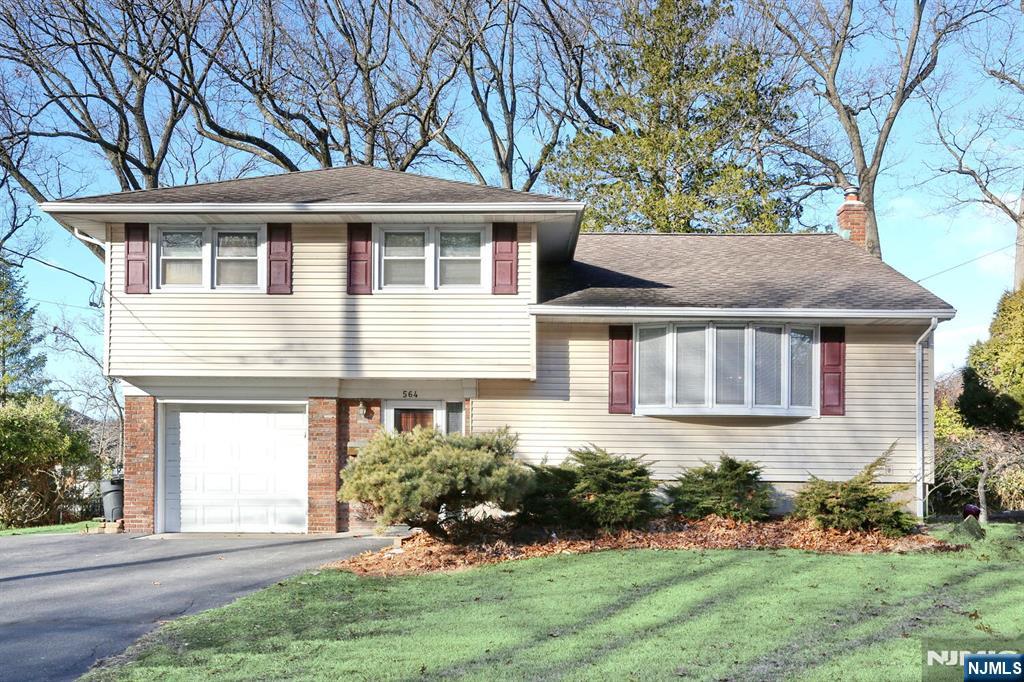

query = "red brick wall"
[
  {"left": 123, "top": 396, "right": 157, "bottom": 533},
  {"left": 340, "top": 399, "right": 381, "bottom": 534},
  {"left": 307, "top": 397, "right": 344, "bottom": 533}
]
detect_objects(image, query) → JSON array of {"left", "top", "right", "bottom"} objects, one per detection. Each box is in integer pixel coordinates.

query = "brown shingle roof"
[
  {"left": 59, "top": 165, "right": 572, "bottom": 205},
  {"left": 541, "top": 233, "right": 953, "bottom": 312}
]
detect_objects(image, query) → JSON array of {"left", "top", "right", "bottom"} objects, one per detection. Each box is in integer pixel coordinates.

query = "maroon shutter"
[
  {"left": 820, "top": 326, "right": 846, "bottom": 416},
  {"left": 266, "top": 223, "right": 292, "bottom": 294},
  {"left": 608, "top": 325, "right": 634, "bottom": 414},
  {"left": 124, "top": 223, "right": 149, "bottom": 294},
  {"left": 347, "top": 223, "right": 372, "bottom": 295},
  {"left": 492, "top": 223, "right": 518, "bottom": 294}
]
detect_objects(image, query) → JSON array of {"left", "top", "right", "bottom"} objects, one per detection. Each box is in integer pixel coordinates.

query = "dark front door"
[{"left": 395, "top": 408, "right": 434, "bottom": 433}]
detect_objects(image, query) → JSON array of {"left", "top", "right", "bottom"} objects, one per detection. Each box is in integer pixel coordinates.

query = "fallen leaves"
[{"left": 328, "top": 515, "right": 963, "bottom": 576}]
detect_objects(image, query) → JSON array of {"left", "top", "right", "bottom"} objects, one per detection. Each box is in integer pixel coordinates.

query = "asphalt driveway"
[{"left": 0, "top": 532, "right": 389, "bottom": 682}]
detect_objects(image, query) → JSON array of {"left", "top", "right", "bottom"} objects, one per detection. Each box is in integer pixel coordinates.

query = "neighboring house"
[{"left": 41, "top": 168, "right": 954, "bottom": 534}]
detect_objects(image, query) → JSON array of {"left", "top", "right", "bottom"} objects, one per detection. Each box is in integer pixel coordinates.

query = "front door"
[{"left": 395, "top": 408, "right": 434, "bottom": 432}]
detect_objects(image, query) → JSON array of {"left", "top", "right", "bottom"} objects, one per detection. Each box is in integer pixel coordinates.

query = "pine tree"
[
  {"left": 0, "top": 263, "right": 46, "bottom": 404},
  {"left": 546, "top": 0, "right": 800, "bottom": 233}
]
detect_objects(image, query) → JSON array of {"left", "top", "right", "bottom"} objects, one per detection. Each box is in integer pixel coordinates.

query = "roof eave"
[
  {"left": 528, "top": 304, "right": 956, "bottom": 321},
  {"left": 39, "top": 201, "right": 586, "bottom": 214}
]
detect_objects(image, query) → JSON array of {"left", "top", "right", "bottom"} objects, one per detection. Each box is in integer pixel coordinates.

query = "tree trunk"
[
  {"left": 859, "top": 181, "right": 883, "bottom": 259},
  {"left": 977, "top": 472, "right": 990, "bottom": 525},
  {"left": 1014, "top": 218, "right": 1024, "bottom": 291}
]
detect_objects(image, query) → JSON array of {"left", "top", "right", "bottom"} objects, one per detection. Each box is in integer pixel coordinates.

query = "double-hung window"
[
  {"left": 636, "top": 322, "right": 818, "bottom": 416},
  {"left": 375, "top": 225, "right": 489, "bottom": 291},
  {"left": 152, "top": 226, "right": 264, "bottom": 291}
]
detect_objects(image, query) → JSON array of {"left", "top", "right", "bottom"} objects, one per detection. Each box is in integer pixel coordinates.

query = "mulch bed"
[{"left": 329, "top": 516, "right": 962, "bottom": 576}]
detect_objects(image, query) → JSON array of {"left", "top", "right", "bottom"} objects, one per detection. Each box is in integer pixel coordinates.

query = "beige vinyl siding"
[
  {"left": 473, "top": 322, "right": 935, "bottom": 483},
  {"left": 107, "top": 223, "right": 536, "bottom": 378}
]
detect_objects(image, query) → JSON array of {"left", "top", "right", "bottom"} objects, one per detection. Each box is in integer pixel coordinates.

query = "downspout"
[
  {"left": 915, "top": 317, "right": 939, "bottom": 518},
  {"left": 74, "top": 227, "right": 106, "bottom": 251}
]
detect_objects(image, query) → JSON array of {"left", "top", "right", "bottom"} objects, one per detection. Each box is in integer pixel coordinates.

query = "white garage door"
[{"left": 164, "top": 405, "right": 308, "bottom": 533}]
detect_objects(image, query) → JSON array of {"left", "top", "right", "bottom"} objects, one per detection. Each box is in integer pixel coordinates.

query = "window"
[
  {"left": 636, "top": 323, "right": 818, "bottom": 416},
  {"left": 153, "top": 226, "right": 264, "bottom": 291},
  {"left": 382, "top": 231, "right": 427, "bottom": 286},
  {"left": 445, "top": 402, "right": 464, "bottom": 434},
  {"left": 215, "top": 231, "right": 259, "bottom": 287},
  {"left": 376, "top": 225, "right": 489, "bottom": 291},
  {"left": 438, "top": 231, "right": 482, "bottom": 286},
  {"left": 159, "top": 230, "right": 204, "bottom": 286}
]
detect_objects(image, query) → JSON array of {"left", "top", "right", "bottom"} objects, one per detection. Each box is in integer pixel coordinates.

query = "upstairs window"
[
  {"left": 152, "top": 226, "right": 264, "bottom": 291},
  {"left": 159, "top": 230, "right": 204, "bottom": 287},
  {"left": 635, "top": 322, "right": 818, "bottom": 416},
  {"left": 375, "top": 225, "right": 489, "bottom": 291}
]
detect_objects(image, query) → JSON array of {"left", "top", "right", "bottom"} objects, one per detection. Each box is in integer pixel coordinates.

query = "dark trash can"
[{"left": 100, "top": 479, "right": 124, "bottom": 521}]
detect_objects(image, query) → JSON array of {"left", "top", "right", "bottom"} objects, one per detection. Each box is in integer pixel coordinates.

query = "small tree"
[
  {"left": 0, "top": 395, "right": 92, "bottom": 528},
  {"left": 959, "top": 288, "right": 1024, "bottom": 430},
  {"left": 0, "top": 263, "right": 46, "bottom": 404},
  {"left": 935, "top": 430, "right": 1024, "bottom": 524}
]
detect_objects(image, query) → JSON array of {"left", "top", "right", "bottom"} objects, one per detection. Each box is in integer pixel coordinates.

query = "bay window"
[{"left": 636, "top": 322, "right": 818, "bottom": 416}]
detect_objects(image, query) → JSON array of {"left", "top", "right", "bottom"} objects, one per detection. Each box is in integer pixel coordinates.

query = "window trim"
[
  {"left": 633, "top": 322, "right": 820, "bottom": 417},
  {"left": 149, "top": 225, "right": 266, "bottom": 292},
  {"left": 372, "top": 224, "right": 492, "bottom": 293},
  {"left": 382, "top": 400, "right": 447, "bottom": 433}
]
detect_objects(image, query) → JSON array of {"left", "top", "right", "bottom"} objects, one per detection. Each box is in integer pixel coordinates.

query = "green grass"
[
  {"left": 0, "top": 520, "right": 96, "bottom": 536},
  {"left": 87, "top": 523, "right": 1024, "bottom": 682}
]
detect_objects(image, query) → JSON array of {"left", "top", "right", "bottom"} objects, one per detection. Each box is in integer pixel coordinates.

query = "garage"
[{"left": 163, "top": 404, "right": 308, "bottom": 533}]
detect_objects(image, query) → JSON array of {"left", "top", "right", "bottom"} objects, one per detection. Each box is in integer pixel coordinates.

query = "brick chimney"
[{"left": 836, "top": 186, "right": 867, "bottom": 249}]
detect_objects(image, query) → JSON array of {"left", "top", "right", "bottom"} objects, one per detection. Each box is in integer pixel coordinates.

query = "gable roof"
[
  {"left": 539, "top": 233, "right": 954, "bottom": 314},
  {"left": 54, "top": 165, "right": 572, "bottom": 205}
]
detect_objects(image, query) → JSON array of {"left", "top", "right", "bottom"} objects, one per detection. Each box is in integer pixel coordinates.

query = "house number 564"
[{"left": 402, "top": 390, "right": 419, "bottom": 398}]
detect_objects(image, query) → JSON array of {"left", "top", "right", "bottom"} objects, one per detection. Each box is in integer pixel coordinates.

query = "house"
[{"left": 40, "top": 168, "right": 955, "bottom": 534}]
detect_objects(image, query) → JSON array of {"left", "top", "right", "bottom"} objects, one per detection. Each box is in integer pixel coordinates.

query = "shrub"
[
  {"left": 993, "top": 468, "right": 1024, "bottom": 511},
  {"left": 665, "top": 455, "right": 773, "bottom": 521},
  {"left": 566, "top": 446, "right": 659, "bottom": 529},
  {"left": 0, "top": 396, "right": 93, "bottom": 529},
  {"left": 934, "top": 402, "right": 975, "bottom": 442},
  {"left": 518, "top": 463, "right": 585, "bottom": 528},
  {"left": 339, "top": 427, "right": 531, "bottom": 538},
  {"left": 793, "top": 449, "right": 918, "bottom": 537}
]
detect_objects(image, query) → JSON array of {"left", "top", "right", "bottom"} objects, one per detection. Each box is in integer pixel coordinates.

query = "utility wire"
[{"left": 915, "top": 240, "right": 1020, "bottom": 284}]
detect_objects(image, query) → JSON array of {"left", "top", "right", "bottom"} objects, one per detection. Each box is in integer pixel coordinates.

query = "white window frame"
[
  {"left": 373, "top": 224, "right": 491, "bottom": 293},
  {"left": 150, "top": 225, "right": 266, "bottom": 292},
  {"left": 634, "top": 322, "right": 820, "bottom": 417},
  {"left": 383, "top": 400, "right": 448, "bottom": 433}
]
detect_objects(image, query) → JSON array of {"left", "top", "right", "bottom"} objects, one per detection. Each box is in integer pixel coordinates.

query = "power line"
[
  {"left": 915, "top": 241, "right": 1020, "bottom": 284},
  {"left": 0, "top": 245, "right": 102, "bottom": 286}
]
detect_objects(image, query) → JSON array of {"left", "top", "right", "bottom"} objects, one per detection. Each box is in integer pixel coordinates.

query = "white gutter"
[
  {"left": 915, "top": 316, "right": 939, "bottom": 518},
  {"left": 73, "top": 227, "right": 106, "bottom": 250},
  {"left": 39, "top": 201, "right": 586, "bottom": 214},
  {"left": 529, "top": 304, "right": 956, "bottom": 320}
]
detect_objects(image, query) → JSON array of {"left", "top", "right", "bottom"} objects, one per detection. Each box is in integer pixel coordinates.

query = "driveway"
[{"left": 0, "top": 532, "right": 390, "bottom": 682}]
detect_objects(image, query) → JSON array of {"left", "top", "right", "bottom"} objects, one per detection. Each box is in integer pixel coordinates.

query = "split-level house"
[{"left": 41, "top": 167, "right": 955, "bottom": 534}]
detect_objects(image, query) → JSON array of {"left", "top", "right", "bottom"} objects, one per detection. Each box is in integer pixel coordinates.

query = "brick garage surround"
[
  {"left": 341, "top": 399, "right": 382, "bottom": 534},
  {"left": 307, "top": 397, "right": 382, "bottom": 533},
  {"left": 123, "top": 396, "right": 157, "bottom": 533}
]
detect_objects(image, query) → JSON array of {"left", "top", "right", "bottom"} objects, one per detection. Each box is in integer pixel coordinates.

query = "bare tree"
[
  {"left": 156, "top": 0, "right": 468, "bottom": 172},
  {"left": 746, "top": 0, "right": 1005, "bottom": 258},
  {"left": 48, "top": 312, "right": 123, "bottom": 477},
  {"left": 434, "top": 0, "right": 572, "bottom": 190},
  {"left": 935, "top": 429, "right": 1024, "bottom": 523},
  {"left": 927, "top": 8, "right": 1024, "bottom": 289}
]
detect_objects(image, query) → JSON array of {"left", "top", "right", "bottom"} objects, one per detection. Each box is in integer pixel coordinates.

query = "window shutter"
[
  {"left": 492, "top": 223, "right": 518, "bottom": 294},
  {"left": 347, "top": 223, "right": 372, "bottom": 294},
  {"left": 820, "top": 326, "right": 845, "bottom": 416},
  {"left": 608, "top": 325, "right": 634, "bottom": 414},
  {"left": 266, "top": 223, "right": 292, "bottom": 294},
  {"left": 124, "top": 223, "right": 149, "bottom": 294}
]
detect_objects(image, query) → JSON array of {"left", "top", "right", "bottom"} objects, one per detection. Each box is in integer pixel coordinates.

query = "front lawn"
[
  {"left": 88, "top": 523, "right": 1023, "bottom": 681},
  {"left": 0, "top": 520, "right": 96, "bottom": 537}
]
